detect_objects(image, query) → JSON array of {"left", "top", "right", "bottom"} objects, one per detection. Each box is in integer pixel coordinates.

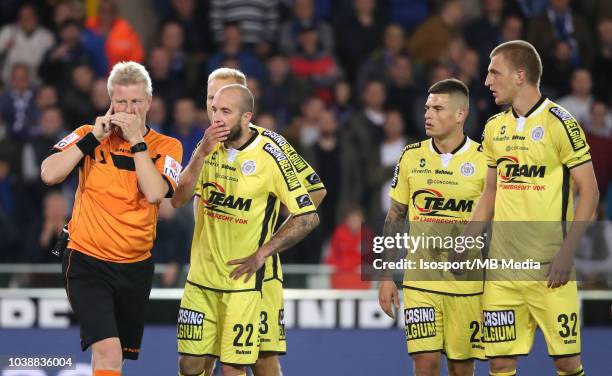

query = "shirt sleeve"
[
  {"left": 260, "top": 129, "right": 325, "bottom": 192},
  {"left": 51, "top": 125, "right": 93, "bottom": 153},
  {"left": 264, "top": 143, "right": 316, "bottom": 216},
  {"left": 549, "top": 106, "right": 592, "bottom": 169},
  {"left": 388, "top": 147, "right": 411, "bottom": 206},
  {"left": 154, "top": 138, "right": 183, "bottom": 197},
  {"left": 481, "top": 121, "right": 497, "bottom": 168}
]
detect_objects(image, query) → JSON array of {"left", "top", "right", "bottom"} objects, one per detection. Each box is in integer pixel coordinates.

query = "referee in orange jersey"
[{"left": 41, "top": 61, "right": 183, "bottom": 376}]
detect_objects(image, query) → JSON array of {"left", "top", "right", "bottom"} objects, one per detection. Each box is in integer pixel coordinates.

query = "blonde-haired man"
[{"left": 41, "top": 61, "right": 183, "bottom": 376}]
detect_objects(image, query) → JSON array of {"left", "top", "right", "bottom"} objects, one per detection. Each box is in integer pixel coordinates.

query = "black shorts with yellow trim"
[
  {"left": 402, "top": 286, "right": 486, "bottom": 361},
  {"left": 177, "top": 280, "right": 263, "bottom": 365}
]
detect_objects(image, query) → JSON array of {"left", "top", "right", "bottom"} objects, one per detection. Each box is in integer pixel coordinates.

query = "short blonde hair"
[
  {"left": 208, "top": 67, "right": 247, "bottom": 86},
  {"left": 107, "top": 61, "right": 153, "bottom": 97},
  {"left": 490, "top": 40, "right": 542, "bottom": 86}
]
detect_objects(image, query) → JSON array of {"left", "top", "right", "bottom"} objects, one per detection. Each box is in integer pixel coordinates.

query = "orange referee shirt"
[{"left": 53, "top": 125, "right": 183, "bottom": 263}]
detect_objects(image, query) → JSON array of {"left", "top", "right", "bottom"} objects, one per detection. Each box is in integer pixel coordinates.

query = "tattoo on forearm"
[
  {"left": 382, "top": 200, "right": 408, "bottom": 268},
  {"left": 266, "top": 213, "right": 318, "bottom": 256}
]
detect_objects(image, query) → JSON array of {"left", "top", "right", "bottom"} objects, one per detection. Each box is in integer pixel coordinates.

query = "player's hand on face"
[
  {"left": 199, "top": 123, "right": 230, "bottom": 156},
  {"left": 546, "top": 248, "right": 573, "bottom": 288},
  {"left": 92, "top": 106, "right": 113, "bottom": 141},
  {"left": 378, "top": 280, "right": 400, "bottom": 319},
  {"left": 227, "top": 250, "right": 267, "bottom": 283},
  {"left": 111, "top": 112, "right": 143, "bottom": 145}
]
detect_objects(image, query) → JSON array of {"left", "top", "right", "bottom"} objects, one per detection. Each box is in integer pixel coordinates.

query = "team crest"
[
  {"left": 460, "top": 162, "right": 475, "bottom": 177},
  {"left": 241, "top": 160, "right": 256, "bottom": 175},
  {"left": 531, "top": 126, "right": 544, "bottom": 142}
]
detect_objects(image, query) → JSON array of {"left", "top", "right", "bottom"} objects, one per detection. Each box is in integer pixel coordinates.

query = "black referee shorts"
[{"left": 62, "top": 248, "right": 154, "bottom": 360}]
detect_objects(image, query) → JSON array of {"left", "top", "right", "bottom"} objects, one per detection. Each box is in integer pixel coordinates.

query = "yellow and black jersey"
[
  {"left": 389, "top": 137, "right": 486, "bottom": 295},
  {"left": 482, "top": 97, "right": 591, "bottom": 263},
  {"left": 189, "top": 130, "right": 316, "bottom": 292},
  {"left": 250, "top": 124, "right": 325, "bottom": 283}
]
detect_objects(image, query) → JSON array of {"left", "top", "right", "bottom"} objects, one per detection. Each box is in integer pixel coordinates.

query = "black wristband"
[
  {"left": 130, "top": 142, "right": 148, "bottom": 154},
  {"left": 76, "top": 132, "right": 100, "bottom": 157}
]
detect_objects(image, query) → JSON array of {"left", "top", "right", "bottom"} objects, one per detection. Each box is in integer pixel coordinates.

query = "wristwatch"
[{"left": 130, "top": 142, "right": 148, "bottom": 154}]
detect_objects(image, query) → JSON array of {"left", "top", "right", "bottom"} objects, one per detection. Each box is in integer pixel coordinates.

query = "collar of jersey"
[
  {"left": 428, "top": 135, "right": 470, "bottom": 156},
  {"left": 511, "top": 96, "right": 549, "bottom": 119},
  {"left": 223, "top": 129, "right": 260, "bottom": 154}
]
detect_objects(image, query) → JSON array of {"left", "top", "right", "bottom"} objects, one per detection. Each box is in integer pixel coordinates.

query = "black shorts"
[{"left": 62, "top": 249, "right": 154, "bottom": 360}]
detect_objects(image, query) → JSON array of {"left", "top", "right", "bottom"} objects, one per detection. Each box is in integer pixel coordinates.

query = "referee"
[{"left": 40, "top": 61, "right": 183, "bottom": 376}]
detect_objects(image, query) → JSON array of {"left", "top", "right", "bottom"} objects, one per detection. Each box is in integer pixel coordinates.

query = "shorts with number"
[
  {"left": 482, "top": 281, "right": 581, "bottom": 358},
  {"left": 177, "top": 281, "right": 262, "bottom": 365},
  {"left": 403, "top": 287, "right": 485, "bottom": 360},
  {"left": 259, "top": 278, "right": 286, "bottom": 353}
]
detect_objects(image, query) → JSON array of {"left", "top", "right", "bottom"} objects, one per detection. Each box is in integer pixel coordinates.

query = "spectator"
[
  {"left": 464, "top": 0, "right": 504, "bottom": 75},
  {"left": 148, "top": 46, "right": 184, "bottom": 116},
  {"left": 593, "top": 17, "right": 612, "bottom": 104},
  {"left": 330, "top": 80, "right": 355, "bottom": 127},
  {"left": 455, "top": 48, "right": 489, "bottom": 138},
  {"left": 24, "top": 190, "right": 69, "bottom": 263},
  {"left": 540, "top": 40, "right": 574, "bottom": 99},
  {"left": 325, "top": 205, "right": 371, "bottom": 289},
  {"left": 334, "top": 0, "right": 386, "bottom": 81},
  {"left": 85, "top": 0, "right": 144, "bottom": 70},
  {"left": 255, "top": 113, "right": 277, "bottom": 131},
  {"left": 261, "top": 53, "right": 313, "bottom": 129},
  {"left": 0, "top": 3, "right": 54, "bottom": 85},
  {"left": 368, "top": 110, "right": 406, "bottom": 225},
  {"left": 33, "top": 85, "right": 59, "bottom": 122},
  {"left": 289, "top": 25, "right": 342, "bottom": 103},
  {"left": 39, "top": 20, "right": 91, "bottom": 90},
  {"left": 345, "top": 79, "right": 387, "bottom": 210},
  {"left": 527, "top": 0, "right": 593, "bottom": 67},
  {"left": 207, "top": 22, "right": 266, "bottom": 82},
  {"left": 406, "top": 0, "right": 464, "bottom": 66},
  {"left": 0, "top": 150, "right": 27, "bottom": 250},
  {"left": 163, "top": 0, "right": 211, "bottom": 55},
  {"left": 61, "top": 65, "right": 95, "bottom": 130},
  {"left": 558, "top": 68, "right": 594, "bottom": 125},
  {"left": 90, "top": 78, "right": 111, "bottom": 116},
  {"left": 158, "top": 20, "right": 188, "bottom": 82},
  {"left": 210, "top": 0, "right": 279, "bottom": 52},
  {"left": 22, "top": 107, "right": 67, "bottom": 187},
  {"left": 499, "top": 13, "right": 524, "bottom": 42},
  {"left": 280, "top": 0, "right": 334, "bottom": 54},
  {"left": 168, "top": 98, "right": 203, "bottom": 163},
  {"left": 302, "top": 111, "right": 358, "bottom": 238},
  {"left": 148, "top": 96, "right": 167, "bottom": 133},
  {"left": 356, "top": 23, "right": 407, "bottom": 91},
  {"left": 151, "top": 200, "right": 192, "bottom": 287},
  {"left": 288, "top": 95, "right": 326, "bottom": 149},
  {"left": 385, "top": 55, "right": 418, "bottom": 137},
  {"left": 584, "top": 100, "right": 612, "bottom": 201},
  {"left": 0, "top": 63, "right": 37, "bottom": 142}
]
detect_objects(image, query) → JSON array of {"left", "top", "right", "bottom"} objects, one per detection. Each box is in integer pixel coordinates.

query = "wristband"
[
  {"left": 130, "top": 142, "right": 148, "bottom": 154},
  {"left": 76, "top": 132, "right": 100, "bottom": 156}
]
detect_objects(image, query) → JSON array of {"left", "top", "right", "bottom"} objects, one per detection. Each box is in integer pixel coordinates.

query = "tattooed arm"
[
  {"left": 378, "top": 198, "right": 408, "bottom": 318},
  {"left": 228, "top": 212, "right": 320, "bottom": 282}
]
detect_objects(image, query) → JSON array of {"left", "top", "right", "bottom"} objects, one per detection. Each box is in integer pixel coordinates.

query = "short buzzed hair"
[
  {"left": 490, "top": 40, "right": 542, "bottom": 86},
  {"left": 208, "top": 67, "right": 247, "bottom": 86},
  {"left": 217, "top": 84, "right": 254, "bottom": 115},
  {"left": 428, "top": 78, "right": 469, "bottom": 109}
]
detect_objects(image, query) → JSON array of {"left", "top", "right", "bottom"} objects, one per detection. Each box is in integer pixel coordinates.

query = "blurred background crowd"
[{"left": 0, "top": 0, "right": 611, "bottom": 287}]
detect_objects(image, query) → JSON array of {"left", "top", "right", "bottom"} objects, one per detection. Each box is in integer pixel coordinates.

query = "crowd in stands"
[{"left": 0, "top": 0, "right": 611, "bottom": 286}]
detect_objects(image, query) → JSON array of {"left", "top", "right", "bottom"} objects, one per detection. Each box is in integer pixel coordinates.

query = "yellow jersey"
[
  {"left": 189, "top": 129, "right": 317, "bottom": 291},
  {"left": 481, "top": 97, "right": 592, "bottom": 264},
  {"left": 389, "top": 137, "right": 486, "bottom": 295}
]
